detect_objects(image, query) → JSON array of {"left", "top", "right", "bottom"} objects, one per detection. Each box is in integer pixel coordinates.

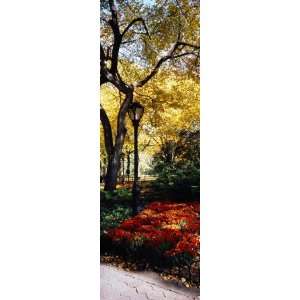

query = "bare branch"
[
  {"left": 141, "top": 139, "right": 152, "bottom": 152},
  {"left": 108, "top": 0, "right": 122, "bottom": 74},
  {"left": 173, "top": 51, "right": 198, "bottom": 59},
  {"left": 108, "top": 0, "right": 118, "bottom": 25},
  {"left": 100, "top": 44, "right": 106, "bottom": 61},
  {"left": 102, "top": 66, "right": 131, "bottom": 94},
  {"left": 177, "top": 41, "right": 199, "bottom": 49},
  {"left": 131, "top": 30, "right": 150, "bottom": 36},
  {"left": 122, "top": 18, "right": 150, "bottom": 38},
  {"left": 121, "top": 39, "right": 138, "bottom": 45},
  {"left": 100, "top": 17, "right": 109, "bottom": 24},
  {"left": 134, "top": 56, "right": 169, "bottom": 88},
  {"left": 100, "top": 44, "right": 109, "bottom": 85},
  {"left": 134, "top": 39, "right": 199, "bottom": 88},
  {"left": 174, "top": 0, "right": 189, "bottom": 20}
]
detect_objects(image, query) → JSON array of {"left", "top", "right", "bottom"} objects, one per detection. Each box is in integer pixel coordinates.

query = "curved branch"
[
  {"left": 134, "top": 40, "right": 199, "bottom": 88},
  {"left": 134, "top": 56, "right": 169, "bottom": 88},
  {"left": 108, "top": 0, "right": 122, "bottom": 74},
  {"left": 177, "top": 41, "right": 200, "bottom": 49},
  {"left": 100, "top": 44, "right": 107, "bottom": 72},
  {"left": 173, "top": 51, "right": 198, "bottom": 59},
  {"left": 122, "top": 18, "right": 150, "bottom": 38}
]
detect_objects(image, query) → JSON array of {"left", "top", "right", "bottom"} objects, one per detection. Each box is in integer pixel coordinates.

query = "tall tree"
[{"left": 100, "top": 0, "right": 199, "bottom": 191}]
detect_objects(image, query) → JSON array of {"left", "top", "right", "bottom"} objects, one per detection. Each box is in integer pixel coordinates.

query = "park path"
[{"left": 101, "top": 263, "right": 200, "bottom": 300}]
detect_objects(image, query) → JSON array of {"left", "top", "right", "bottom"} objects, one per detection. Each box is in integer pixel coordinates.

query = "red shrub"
[
  {"left": 108, "top": 201, "right": 200, "bottom": 257},
  {"left": 108, "top": 229, "right": 132, "bottom": 241}
]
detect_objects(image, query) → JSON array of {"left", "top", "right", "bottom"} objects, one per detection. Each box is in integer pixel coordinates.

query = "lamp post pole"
[
  {"left": 120, "top": 152, "right": 125, "bottom": 184},
  {"left": 122, "top": 155, "right": 125, "bottom": 183},
  {"left": 128, "top": 101, "right": 144, "bottom": 215},
  {"left": 126, "top": 152, "right": 130, "bottom": 182},
  {"left": 132, "top": 121, "right": 140, "bottom": 214}
]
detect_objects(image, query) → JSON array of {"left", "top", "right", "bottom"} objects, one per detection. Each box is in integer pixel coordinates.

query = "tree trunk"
[
  {"left": 104, "top": 91, "right": 133, "bottom": 191},
  {"left": 100, "top": 107, "right": 114, "bottom": 157},
  {"left": 104, "top": 154, "right": 120, "bottom": 191}
]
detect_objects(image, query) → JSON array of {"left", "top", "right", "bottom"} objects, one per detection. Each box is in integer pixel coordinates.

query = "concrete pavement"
[{"left": 100, "top": 263, "right": 199, "bottom": 300}]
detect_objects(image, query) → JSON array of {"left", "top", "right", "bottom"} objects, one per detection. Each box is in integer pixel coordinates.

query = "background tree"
[
  {"left": 100, "top": 0, "right": 199, "bottom": 191},
  {"left": 150, "top": 126, "right": 200, "bottom": 200}
]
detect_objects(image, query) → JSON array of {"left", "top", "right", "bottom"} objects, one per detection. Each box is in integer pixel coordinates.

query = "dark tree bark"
[
  {"left": 100, "top": 107, "right": 114, "bottom": 158},
  {"left": 103, "top": 91, "right": 133, "bottom": 191}
]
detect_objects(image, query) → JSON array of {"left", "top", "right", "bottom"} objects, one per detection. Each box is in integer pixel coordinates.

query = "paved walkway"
[{"left": 101, "top": 263, "right": 200, "bottom": 300}]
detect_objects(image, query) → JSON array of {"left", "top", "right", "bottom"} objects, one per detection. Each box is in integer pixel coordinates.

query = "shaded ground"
[{"left": 101, "top": 263, "right": 200, "bottom": 300}]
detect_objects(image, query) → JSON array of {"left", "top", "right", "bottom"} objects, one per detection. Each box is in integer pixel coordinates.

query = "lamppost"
[
  {"left": 120, "top": 152, "right": 125, "bottom": 184},
  {"left": 126, "top": 152, "right": 130, "bottom": 182},
  {"left": 128, "top": 102, "right": 144, "bottom": 215}
]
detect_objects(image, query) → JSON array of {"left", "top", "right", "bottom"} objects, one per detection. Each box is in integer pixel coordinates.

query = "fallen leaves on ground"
[{"left": 101, "top": 254, "right": 200, "bottom": 288}]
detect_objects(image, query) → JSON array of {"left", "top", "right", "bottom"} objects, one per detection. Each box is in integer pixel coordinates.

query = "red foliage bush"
[{"left": 108, "top": 201, "right": 200, "bottom": 257}]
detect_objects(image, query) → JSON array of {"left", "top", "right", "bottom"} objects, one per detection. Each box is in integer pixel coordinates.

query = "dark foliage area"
[
  {"left": 150, "top": 129, "right": 200, "bottom": 200},
  {"left": 100, "top": 189, "right": 133, "bottom": 237}
]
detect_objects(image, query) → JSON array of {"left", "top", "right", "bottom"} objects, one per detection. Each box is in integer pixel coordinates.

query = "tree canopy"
[{"left": 100, "top": 0, "right": 200, "bottom": 190}]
